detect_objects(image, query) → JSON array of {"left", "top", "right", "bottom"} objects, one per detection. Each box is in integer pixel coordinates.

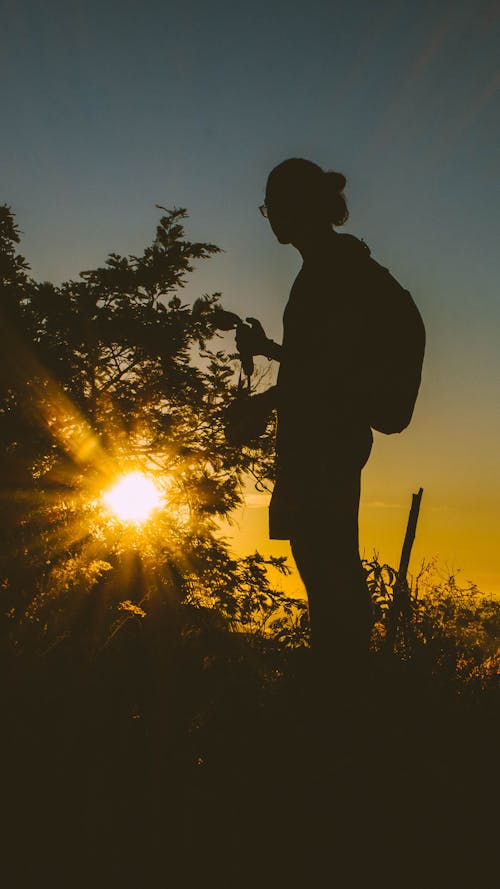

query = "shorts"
[{"left": 268, "top": 429, "right": 373, "bottom": 541}]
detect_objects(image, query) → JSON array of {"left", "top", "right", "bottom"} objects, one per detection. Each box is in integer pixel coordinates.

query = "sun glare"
[{"left": 102, "top": 472, "right": 163, "bottom": 524}]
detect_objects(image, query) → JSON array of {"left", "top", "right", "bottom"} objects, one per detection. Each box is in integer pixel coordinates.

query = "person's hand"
[
  {"left": 235, "top": 317, "right": 271, "bottom": 358},
  {"left": 223, "top": 387, "right": 277, "bottom": 445}
]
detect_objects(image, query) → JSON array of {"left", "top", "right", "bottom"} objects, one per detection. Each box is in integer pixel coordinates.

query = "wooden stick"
[
  {"left": 387, "top": 488, "right": 424, "bottom": 652},
  {"left": 398, "top": 487, "right": 424, "bottom": 586}
]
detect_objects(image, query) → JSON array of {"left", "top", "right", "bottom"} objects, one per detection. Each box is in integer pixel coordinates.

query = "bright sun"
[{"left": 102, "top": 471, "right": 163, "bottom": 524}]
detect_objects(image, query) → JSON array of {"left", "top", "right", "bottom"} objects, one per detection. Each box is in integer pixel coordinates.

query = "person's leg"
[
  {"left": 289, "top": 463, "right": 374, "bottom": 837},
  {"left": 289, "top": 471, "right": 372, "bottom": 688}
]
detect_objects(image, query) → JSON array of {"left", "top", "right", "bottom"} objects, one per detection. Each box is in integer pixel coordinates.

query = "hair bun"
[
  {"left": 323, "top": 169, "right": 348, "bottom": 225},
  {"left": 325, "top": 170, "right": 346, "bottom": 193}
]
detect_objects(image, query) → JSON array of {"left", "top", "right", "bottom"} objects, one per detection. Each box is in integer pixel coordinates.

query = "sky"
[{"left": 2, "top": 0, "right": 499, "bottom": 595}]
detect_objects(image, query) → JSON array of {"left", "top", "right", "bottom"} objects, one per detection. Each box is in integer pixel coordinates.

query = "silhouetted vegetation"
[
  {"left": 0, "top": 206, "right": 497, "bottom": 886},
  {"left": 0, "top": 203, "right": 283, "bottom": 655}
]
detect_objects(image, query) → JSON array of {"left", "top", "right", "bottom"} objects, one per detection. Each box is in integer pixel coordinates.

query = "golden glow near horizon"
[{"left": 102, "top": 472, "right": 163, "bottom": 524}]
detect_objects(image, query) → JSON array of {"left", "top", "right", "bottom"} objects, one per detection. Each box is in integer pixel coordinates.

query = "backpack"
[{"left": 354, "top": 241, "right": 426, "bottom": 435}]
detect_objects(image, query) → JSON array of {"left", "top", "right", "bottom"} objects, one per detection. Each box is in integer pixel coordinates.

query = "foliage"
[
  {"left": 0, "top": 204, "right": 281, "bottom": 656},
  {"left": 365, "top": 554, "right": 500, "bottom": 692}
]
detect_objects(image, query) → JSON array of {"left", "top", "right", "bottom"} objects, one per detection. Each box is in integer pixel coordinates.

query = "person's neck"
[{"left": 292, "top": 225, "right": 337, "bottom": 261}]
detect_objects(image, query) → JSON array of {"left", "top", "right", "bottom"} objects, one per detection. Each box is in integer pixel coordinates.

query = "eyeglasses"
[{"left": 259, "top": 203, "right": 268, "bottom": 218}]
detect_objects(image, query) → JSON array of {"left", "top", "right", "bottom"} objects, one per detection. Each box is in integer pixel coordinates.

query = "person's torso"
[{"left": 275, "top": 232, "right": 373, "bottom": 472}]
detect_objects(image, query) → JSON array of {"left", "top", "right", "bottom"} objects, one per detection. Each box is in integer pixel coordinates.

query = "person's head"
[{"left": 262, "top": 158, "right": 348, "bottom": 245}]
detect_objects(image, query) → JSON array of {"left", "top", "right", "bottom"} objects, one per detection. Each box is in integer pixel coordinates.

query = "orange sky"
[
  {"left": 219, "top": 482, "right": 500, "bottom": 602},
  {"left": 217, "top": 391, "right": 500, "bottom": 601}
]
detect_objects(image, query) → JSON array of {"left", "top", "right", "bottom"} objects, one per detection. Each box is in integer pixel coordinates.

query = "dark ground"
[{"left": 2, "top": 632, "right": 498, "bottom": 888}]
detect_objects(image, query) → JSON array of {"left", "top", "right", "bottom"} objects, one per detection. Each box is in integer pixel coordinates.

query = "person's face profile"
[{"left": 265, "top": 186, "right": 297, "bottom": 244}]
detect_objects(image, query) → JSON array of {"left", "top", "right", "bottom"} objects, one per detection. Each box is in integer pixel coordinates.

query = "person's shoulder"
[{"left": 334, "top": 232, "right": 371, "bottom": 260}]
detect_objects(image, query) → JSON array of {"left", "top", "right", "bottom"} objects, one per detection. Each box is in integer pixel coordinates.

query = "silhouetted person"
[{"left": 238, "top": 158, "right": 377, "bottom": 700}]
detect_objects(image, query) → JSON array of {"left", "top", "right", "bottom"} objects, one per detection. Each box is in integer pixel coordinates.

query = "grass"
[{"left": 1, "top": 558, "right": 498, "bottom": 887}]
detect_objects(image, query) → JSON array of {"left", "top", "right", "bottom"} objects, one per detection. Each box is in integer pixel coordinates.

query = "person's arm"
[
  {"left": 263, "top": 338, "right": 282, "bottom": 362},
  {"left": 257, "top": 384, "right": 279, "bottom": 409},
  {"left": 223, "top": 384, "right": 278, "bottom": 445}
]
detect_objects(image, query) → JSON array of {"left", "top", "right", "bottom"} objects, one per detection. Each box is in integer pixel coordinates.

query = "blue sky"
[{"left": 2, "top": 0, "right": 499, "bottom": 592}]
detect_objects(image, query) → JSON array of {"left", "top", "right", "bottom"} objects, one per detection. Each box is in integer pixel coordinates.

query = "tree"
[{"left": 0, "top": 204, "right": 299, "bottom": 658}]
